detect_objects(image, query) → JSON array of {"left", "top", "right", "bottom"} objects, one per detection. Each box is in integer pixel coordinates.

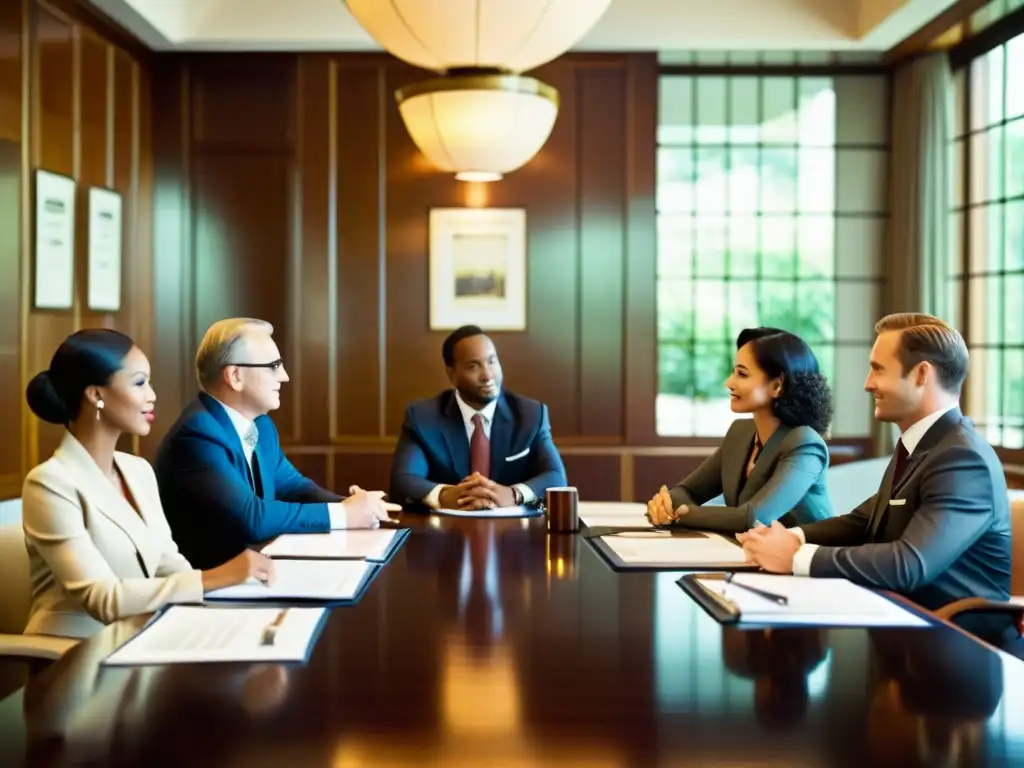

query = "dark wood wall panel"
[
  {"left": 632, "top": 456, "right": 705, "bottom": 503},
  {"left": 578, "top": 67, "right": 627, "bottom": 438},
  {"left": 0, "top": 0, "right": 153, "bottom": 497},
  {"left": 336, "top": 63, "right": 386, "bottom": 438},
  {"left": 560, "top": 455, "right": 621, "bottom": 502},
  {"left": 0, "top": 1, "right": 22, "bottom": 496},
  {"left": 31, "top": 5, "right": 77, "bottom": 462}
]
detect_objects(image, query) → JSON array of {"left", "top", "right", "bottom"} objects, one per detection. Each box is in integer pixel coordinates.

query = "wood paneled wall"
[
  {"left": 0, "top": 0, "right": 152, "bottom": 499},
  {"left": 150, "top": 52, "right": 871, "bottom": 502}
]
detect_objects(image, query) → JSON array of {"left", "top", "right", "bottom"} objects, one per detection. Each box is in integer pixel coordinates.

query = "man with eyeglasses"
[{"left": 155, "top": 317, "right": 399, "bottom": 569}]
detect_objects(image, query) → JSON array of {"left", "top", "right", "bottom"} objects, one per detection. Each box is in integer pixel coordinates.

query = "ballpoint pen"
[
  {"left": 723, "top": 573, "right": 789, "bottom": 606},
  {"left": 260, "top": 608, "right": 289, "bottom": 646}
]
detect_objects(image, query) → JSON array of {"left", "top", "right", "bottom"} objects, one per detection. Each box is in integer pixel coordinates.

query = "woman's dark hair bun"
[
  {"left": 26, "top": 371, "right": 69, "bottom": 425},
  {"left": 25, "top": 329, "right": 135, "bottom": 426}
]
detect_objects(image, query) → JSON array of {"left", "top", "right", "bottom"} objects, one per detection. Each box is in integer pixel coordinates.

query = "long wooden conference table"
[{"left": 11, "top": 513, "right": 1024, "bottom": 767}]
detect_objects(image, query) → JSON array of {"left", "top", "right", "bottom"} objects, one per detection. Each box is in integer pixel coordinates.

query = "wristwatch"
[{"left": 512, "top": 485, "right": 524, "bottom": 506}]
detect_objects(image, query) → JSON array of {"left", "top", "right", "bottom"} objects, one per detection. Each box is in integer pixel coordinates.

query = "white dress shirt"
[
  {"left": 423, "top": 390, "right": 536, "bottom": 509},
  {"left": 791, "top": 403, "right": 958, "bottom": 575}
]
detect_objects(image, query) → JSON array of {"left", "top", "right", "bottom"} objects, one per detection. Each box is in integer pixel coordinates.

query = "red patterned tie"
[
  {"left": 470, "top": 413, "right": 490, "bottom": 477},
  {"left": 892, "top": 438, "right": 909, "bottom": 488}
]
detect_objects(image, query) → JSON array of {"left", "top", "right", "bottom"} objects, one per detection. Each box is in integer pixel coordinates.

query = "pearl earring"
[{"left": 96, "top": 399, "right": 104, "bottom": 421}]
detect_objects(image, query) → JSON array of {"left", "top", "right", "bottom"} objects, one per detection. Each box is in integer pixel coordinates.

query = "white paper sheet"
[
  {"left": 602, "top": 530, "right": 747, "bottom": 565},
  {"left": 578, "top": 501, "right": 651, "bottom": 528},
  {"left": 103, "top": 606, "right": 325, "bottom": 665},
  {"left": 433, "top": 505, "right": 542, "bottom": 518},
  {"left": 205, "top": 559, "right": 373, "bottom": 601},
  {"left": 694, "top": 574, "right": 929, "bottom": 627},
  {"left": 261, "top": 529, "right": 400, "bottom": 561}
]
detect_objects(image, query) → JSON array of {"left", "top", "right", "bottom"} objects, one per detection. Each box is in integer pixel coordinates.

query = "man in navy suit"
[
  {"left": 156, "top": 318, "right": 398, "bottom": 569},
  {"left": 390, "top": 325, "right": 567, "bottom": 512}
]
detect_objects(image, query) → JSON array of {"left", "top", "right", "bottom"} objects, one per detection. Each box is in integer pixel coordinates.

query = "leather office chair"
[
  {"left": 0, "top": 498, "right": 78, "bottom": 660},
  {"left": 934, "top": 491, "right": 1024, "bottom": 646}
]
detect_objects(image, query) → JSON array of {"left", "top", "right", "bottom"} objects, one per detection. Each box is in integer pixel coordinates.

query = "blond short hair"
[
  {"left": 195, "top": 318, "right": 274, "bottom": 389},
  {"left": 874, "top": 312, "right": 968, "bottom": 393}
]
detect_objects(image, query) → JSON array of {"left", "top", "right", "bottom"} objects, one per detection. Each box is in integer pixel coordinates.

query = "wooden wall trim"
[{"left": 19, "top": 0, "right": 32, "bottom": 476}]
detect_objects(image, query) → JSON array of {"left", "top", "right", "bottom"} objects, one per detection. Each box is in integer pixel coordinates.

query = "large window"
[
  {"left": 953, "top": 30, "right": 1024, "bottom": 449},
  {"left": 656, "top": 73, "right": 887, "bottom": 437}
]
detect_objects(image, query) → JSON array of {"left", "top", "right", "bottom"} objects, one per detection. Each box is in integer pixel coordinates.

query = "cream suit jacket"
[{"left": 22, "top": 432, "right": 204, "bottom": 639}]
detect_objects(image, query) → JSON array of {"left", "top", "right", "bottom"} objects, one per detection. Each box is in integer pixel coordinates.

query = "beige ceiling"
[{"left": 87, "top": 0, "right": 958, "bottom": 54}]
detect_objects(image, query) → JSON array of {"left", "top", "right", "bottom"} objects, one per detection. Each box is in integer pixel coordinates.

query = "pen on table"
[
  {"left": 260, "top": 608, "right": 289, "bottom": 646},
  {"left": 723, "top": 573, "right": 789, "bottom": 606}
]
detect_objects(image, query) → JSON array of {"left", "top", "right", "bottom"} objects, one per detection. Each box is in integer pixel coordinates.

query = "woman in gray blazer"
[{"left": 647, "top": 327, "right": 834, "bottom": 533}]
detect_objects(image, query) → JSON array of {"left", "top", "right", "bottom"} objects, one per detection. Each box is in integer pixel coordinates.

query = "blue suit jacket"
[
  {"left": 154, "top": 393, "right": 341, "bottom": 569},
  {"left": 389, "top": 390, "right": 567, "bottom": 508}
]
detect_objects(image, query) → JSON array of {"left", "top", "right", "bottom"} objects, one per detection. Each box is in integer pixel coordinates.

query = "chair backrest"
[
  {"left": 0, "top": 499, "right": 31, "bottom": 635},
  {"left": 826, "top": 457, "right": 890, "bottom": 516},
  {"left": 1008, "top": 490, "right": 1024, "bottom": 596}
]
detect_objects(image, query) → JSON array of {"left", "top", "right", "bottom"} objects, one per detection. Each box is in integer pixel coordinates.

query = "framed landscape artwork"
[{"left": 428, "top": 207, "right": 527, "bottom": 331}]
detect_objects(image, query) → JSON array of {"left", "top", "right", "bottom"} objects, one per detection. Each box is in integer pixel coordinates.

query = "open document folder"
[
  {"left": 587, "top": 528, "right": 753, "bottom": 570},
  {"left": 679, "top": 573, "right": 929, "bottom": 627},
  {"left": 261, "top": 527, "right": 408, "bottom": 562},
  {"left": 205, "top": 559, "right": 374, "bottom": 602},
  {"left": 102, "top": 606, "right": 327, "bottom": 665}
]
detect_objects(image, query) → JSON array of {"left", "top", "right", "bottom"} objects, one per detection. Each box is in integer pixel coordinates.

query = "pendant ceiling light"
[
  {"left": 344, "top": 0, "right": 611, "bottom": 181},
  {"left": 343, "top": 0, "right": 612, "bottom": 73},
  {"left": 396, "top": 74, "right": 559, "bottom": 182}
]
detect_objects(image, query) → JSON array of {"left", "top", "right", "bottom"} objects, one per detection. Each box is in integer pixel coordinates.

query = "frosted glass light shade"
[
  {"left": 344, "top": 0, "right": 611, "bottom": 73},
  {"left": 396, "top": 74, "right": 559, "bottom": 181}
]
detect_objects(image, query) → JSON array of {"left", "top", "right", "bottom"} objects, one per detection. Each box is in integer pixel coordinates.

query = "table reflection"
[{"left": 10, "top": 516, "right": 1024, "bottom": 768}]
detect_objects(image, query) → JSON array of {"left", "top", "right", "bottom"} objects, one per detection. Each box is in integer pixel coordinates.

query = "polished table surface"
[{"left": 12, "top": 514, "right": 1024, "bottom": 767}]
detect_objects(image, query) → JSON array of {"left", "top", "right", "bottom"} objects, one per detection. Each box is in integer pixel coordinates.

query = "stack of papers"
[
  {"left": 103, "top": 605, "right": 326, "bottom": 665},
  {"left": 692, "top": 574, "right": 928, "bottom": 627},
  {"left": 578, "top": 501, "right": 651, "bottom": 529},
  {"left": 602, "top": 530, "right": 747, "bottom": 565},
  {"left": 205, "top": 559, "right": 373, "bottom": 601},
  {"left": 262, "top": 528, "right": 401, "bottom": 561},
  {"left": 434, "top": 505, "right": 542, "bottom": 519}
]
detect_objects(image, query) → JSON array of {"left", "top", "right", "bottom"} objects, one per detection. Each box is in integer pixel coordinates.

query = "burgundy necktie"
[
  {"left": 892, "top": 438, "right": 909, "bottom": 488},
  {"left": 470, "top": 413, "right": 490, "bottom": 477}
]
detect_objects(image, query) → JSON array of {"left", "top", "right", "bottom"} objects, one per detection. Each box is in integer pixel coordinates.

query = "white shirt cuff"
[
  {"left": 793, "top": 527, "right": 806, "bottom": 544},
  {"left": 328, "top": 504, "right": 348, "bottom": 529},
  {"left": 792, "top": 544, "right": 819, "bottom": 576},
  {"left": 514, "top": 483, "right": 535, "bottom": 504},
  {"left": 423, "top": 485, "right": 445, "bottom": 510}
]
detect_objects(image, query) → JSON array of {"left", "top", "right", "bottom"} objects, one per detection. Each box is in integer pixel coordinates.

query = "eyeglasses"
[{"left": 225, "top": 359, "right": 284, "bottom": 372}]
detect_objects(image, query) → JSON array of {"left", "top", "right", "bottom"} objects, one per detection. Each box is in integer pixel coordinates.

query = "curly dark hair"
[{"left": 736, "top": 327, "right": 834, "bottom": 437}]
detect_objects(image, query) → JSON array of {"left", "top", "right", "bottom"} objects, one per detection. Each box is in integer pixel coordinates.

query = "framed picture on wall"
[
  {"left": 86, "top": 186, "right": 123, "bottom": 312},
  {"left": 429, "top": 207, "right": 527, "bottom": 331},
  {"left": 33, "top": 169, "right": 76, "bottom": 310}
]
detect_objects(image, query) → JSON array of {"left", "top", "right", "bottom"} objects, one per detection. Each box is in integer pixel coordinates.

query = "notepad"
[
  {"left": 433, "top": 505, "right": 542, "bottom": 519},
  {"left": 102, "top": 605, "right": 326, "bottom": 665},
  {"left": 578, "top": 501, "right": 651, "bottom": 528},
  {"left": 688, "top": 574, "right": 928, "bottom": 627},
  {"left": 601, "top": 530, "right": 747, "bottom": 565},
  {"left": 205, "top": 559, "right": 374, "bottom": 601},
  {"left": 261, "top": 528, "right": 405, "bottom": 561}
]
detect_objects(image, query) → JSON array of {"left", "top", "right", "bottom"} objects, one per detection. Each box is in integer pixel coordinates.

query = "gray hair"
[{"left": 195, "top": 318, "right": 274, "bottom": 389}]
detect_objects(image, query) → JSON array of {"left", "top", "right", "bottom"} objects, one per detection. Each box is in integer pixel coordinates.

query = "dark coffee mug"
[{"left": 545, "top": 486, "right": 579, "bottom": 533}]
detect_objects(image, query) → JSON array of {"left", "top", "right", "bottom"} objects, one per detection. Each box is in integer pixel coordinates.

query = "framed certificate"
[
  {"left": 33, "top": 169, "right": 76, "bottom": 310},
  {"left": 87, "top": 186, "right": 123, "bottom": 311}
]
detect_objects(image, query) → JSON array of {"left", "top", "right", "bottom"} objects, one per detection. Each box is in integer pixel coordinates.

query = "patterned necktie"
[
  {"left": 470, "top": 413, "right": 490, "bottom": 478},
  {"left": 243, "top": 424, "right": 259, "bottom": 452}
]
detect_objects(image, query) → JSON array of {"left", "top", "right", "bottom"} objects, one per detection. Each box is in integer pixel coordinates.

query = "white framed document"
[
  {"left": 429, "top": 207, "right": 527, "bottom": 331},
  {"left": 33, "top": 169, "right": 76, "bottom": 310},
  {"left": 87, "top": 186, "right": 123, "bottom": 311}
]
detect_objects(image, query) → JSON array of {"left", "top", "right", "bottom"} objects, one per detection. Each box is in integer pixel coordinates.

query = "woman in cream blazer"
[
  {"left": 22, "top": 329, "right": 274, "bottom": 639},
  {"left": 648, "top": 327, "right": 835, "bottom": 533}
]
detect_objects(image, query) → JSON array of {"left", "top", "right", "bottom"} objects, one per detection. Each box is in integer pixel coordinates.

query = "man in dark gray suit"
[{"left": 741, "top": 313, "right": 1015, "bottom": 649}]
